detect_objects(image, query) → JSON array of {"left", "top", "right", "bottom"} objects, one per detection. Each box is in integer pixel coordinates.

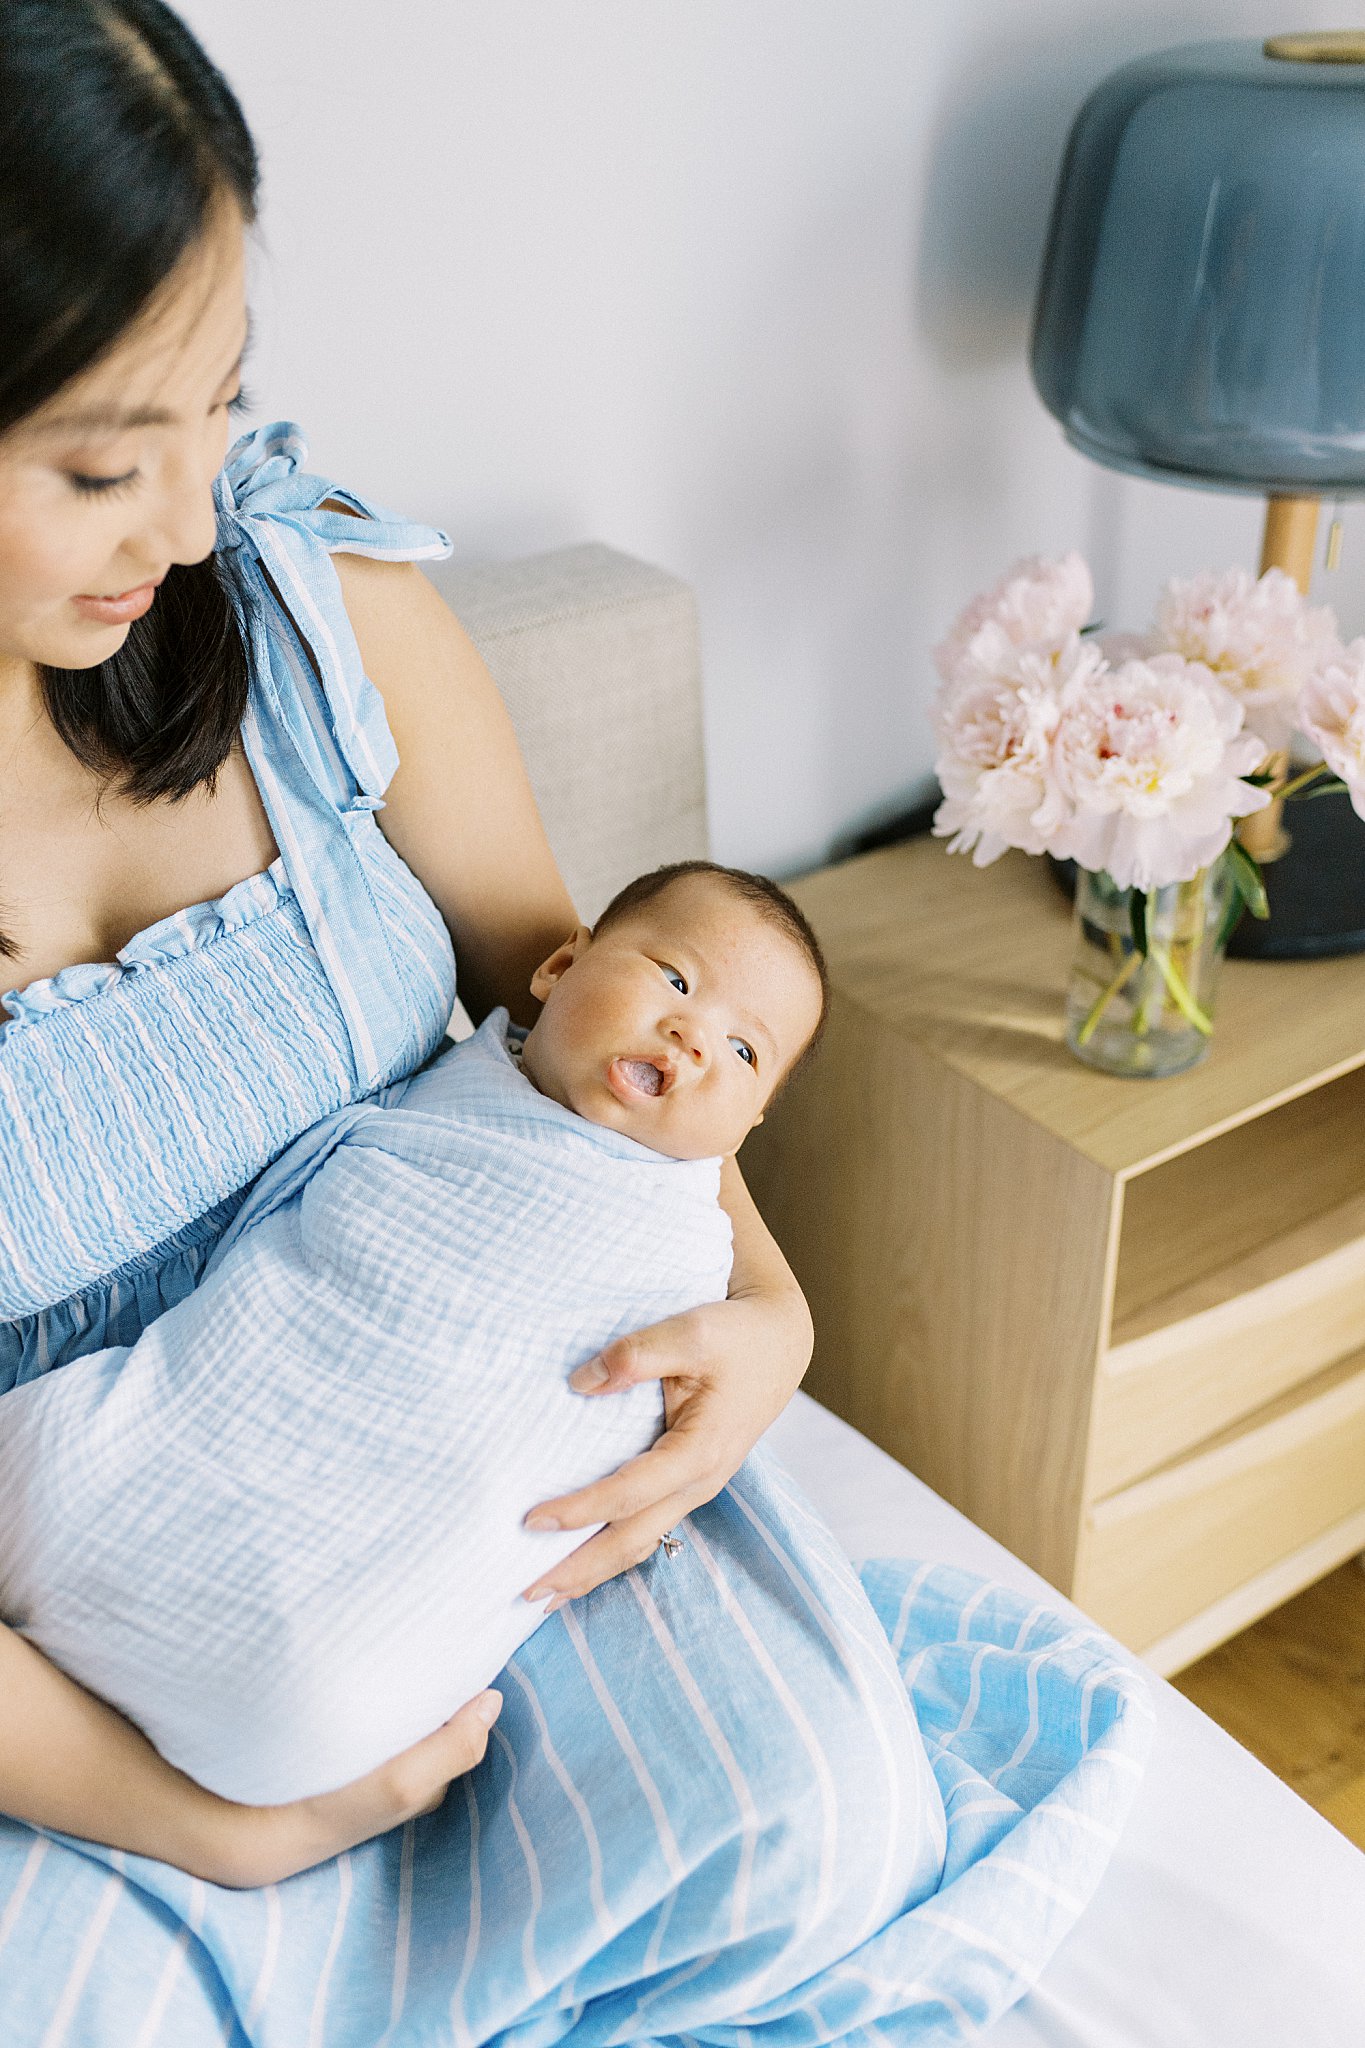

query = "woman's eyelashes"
[
  {"left": 67, "top": 468, "right": 140, "bottom": 498},
  {"left": 227, "top": 384, "right": 253, "bottom": 417}
]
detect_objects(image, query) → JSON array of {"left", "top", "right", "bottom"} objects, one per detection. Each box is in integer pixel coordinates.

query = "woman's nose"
[{"left": 142, "top": 452, "right": 220, "bottom": 568}]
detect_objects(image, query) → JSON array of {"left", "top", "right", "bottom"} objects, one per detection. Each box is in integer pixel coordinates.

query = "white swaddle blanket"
[{"left": 0, "top": 1012, "right": 733, "bottom": 1803}]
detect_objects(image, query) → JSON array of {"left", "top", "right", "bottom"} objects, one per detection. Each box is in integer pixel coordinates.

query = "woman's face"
[{"left": 0, "top": 198, "right": 249, "bottom": 679}]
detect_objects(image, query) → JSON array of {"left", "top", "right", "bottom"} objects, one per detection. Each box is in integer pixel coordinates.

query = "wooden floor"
[{"left": 1173, "top": 1558, "right": 1365, "bottom": 1850}]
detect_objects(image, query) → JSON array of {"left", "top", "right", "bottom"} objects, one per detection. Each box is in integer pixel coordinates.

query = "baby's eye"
[
  {"left": 659, "top": 964, "right": 688, "bottom": 995},
  {"left": 729, "top": 1037, "right": 757, "bottom": 1068}
]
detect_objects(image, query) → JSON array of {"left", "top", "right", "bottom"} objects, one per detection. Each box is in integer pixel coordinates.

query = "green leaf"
[
  {"left": 1217, "top": 889, "right": 1247, "bottom": 953},
  {"left": 1227, "top": 839, "right": 1270, "bottom": 919},
  {"left": 1130, "top": 889, "right": 1149, "bottom": 957},
  {"left": 1298, "top": 779, "right": 1351, "bottom": 801}
]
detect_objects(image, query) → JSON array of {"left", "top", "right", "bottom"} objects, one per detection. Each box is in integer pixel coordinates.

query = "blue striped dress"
[{"left": 0, "top": 426, "right": 1151, "bottom": 2044}]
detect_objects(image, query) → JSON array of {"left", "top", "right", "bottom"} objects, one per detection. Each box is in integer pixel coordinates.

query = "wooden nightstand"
[{"left": 745, "top": 836, "right": 1365, "bottom": 1675}]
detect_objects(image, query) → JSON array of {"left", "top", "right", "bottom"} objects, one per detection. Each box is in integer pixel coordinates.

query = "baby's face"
[{"left": 520, "top": 877, "right": 823, "bottom": 1159}]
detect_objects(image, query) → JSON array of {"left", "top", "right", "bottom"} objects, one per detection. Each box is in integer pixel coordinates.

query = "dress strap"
[
  {"left": 214, "top": 421, "right": 452, "bottom": 798},
  {"left": 212, "top": 424, "right": 454, "bottom": 1091}
]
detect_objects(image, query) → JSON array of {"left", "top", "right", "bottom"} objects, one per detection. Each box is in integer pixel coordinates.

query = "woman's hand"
[
  {"left": 0, "top": 1616, "right": 501, "bottom": 1890},
  {"left": 217, "top": 1690, "right": 503, "bottom": 1889},
  {"left": 521, "top": 1159, "right": 812, "bottom": 1606}
]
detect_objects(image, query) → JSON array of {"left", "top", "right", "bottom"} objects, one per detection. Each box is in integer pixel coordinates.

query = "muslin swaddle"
[{"left": 0, "top": 1012, "right": 733, "bottom": 1802}]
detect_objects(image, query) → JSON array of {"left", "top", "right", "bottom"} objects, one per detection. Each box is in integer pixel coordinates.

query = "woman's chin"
[{"left": 33, "top": 614, "right": 135, "bottom": 668}]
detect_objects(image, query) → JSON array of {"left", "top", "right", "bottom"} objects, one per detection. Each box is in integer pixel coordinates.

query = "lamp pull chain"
[{"left": 1326, "top": 503, "right": 1344, "bottom": 573}]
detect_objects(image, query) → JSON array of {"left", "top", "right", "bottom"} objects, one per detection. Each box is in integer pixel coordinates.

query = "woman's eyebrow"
[
  {"left": 36, "top": 321, "right": 252, "bottom": 436},
  {"left": 36, "top": 400, "right": 178, "bottom": 433}
]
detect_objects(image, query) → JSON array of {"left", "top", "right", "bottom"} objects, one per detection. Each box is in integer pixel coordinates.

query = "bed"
[{"left": 434, "top": 537, "right": 1365, "bottom": 2045}]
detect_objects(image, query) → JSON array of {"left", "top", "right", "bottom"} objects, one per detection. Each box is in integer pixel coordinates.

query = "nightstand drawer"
[
  {"left": 1078, "top": 1349, "right": 1365, "bottom": 1656},
  {"left": 1091, "top": 1190, "right": 1365, "bottom": 1494}
]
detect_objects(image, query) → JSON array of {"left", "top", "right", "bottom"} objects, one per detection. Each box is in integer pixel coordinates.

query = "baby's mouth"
[{"left": 608, "top": 1056, "right": 672, "bottom": 1102}]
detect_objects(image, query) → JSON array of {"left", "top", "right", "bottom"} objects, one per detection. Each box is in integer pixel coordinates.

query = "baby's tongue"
[{"left": 618, "top": 1058, "right": 663, "bottom": 1097}]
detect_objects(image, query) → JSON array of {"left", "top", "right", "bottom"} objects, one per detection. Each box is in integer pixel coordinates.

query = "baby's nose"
[{"left": 666, "top": 1018, "right": 706, "bottom": 1064}]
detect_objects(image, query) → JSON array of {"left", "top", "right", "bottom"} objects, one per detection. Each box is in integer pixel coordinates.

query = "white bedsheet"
[{"left": 767, "top": 1394, "right": 1365, "bottom": 2046}]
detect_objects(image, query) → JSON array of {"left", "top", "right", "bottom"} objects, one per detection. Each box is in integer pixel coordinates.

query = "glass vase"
[{"left": 1064, "top": 862, "right": 1235, "bottom": 1078}]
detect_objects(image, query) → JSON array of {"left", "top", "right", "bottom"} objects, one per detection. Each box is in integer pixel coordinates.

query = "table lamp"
[{"left": 1031, "top": 30, "right": 1365, "bottom": 957}]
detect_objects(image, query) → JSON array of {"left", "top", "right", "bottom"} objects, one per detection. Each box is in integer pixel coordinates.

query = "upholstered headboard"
[{"left": 428, "top": 542, "right": 710, "bottom": 922}]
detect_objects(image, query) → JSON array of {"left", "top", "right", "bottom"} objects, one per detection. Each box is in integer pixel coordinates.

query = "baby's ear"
[{"left": 529, "top": 924, "right": 592, "bottom": 1000}]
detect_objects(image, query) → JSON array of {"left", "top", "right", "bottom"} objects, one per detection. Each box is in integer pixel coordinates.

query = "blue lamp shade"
[{"left": 1031, "top": 39, "right": 1365, "bottom": 495}]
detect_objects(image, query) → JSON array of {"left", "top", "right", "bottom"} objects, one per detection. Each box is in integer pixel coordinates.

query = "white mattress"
[{"left": 766, "top": 1394, "right": 1365, "bottom": 2045}]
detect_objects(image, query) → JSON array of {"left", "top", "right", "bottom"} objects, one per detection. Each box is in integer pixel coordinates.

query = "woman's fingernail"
[
  {"left": 524, "top": 1511, "right": 559, "bottom": 1532},
  {"left": 523, "top": 1583, "right": 552, "bottom": 1604},
  {"left": 477, "top": 1689, "right": 503, "bottom": 1726},
  {"left": 570, "top": 1359, "right": 609, "bottom": 1392}
]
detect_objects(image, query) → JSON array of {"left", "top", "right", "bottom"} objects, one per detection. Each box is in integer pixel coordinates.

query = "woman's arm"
[
  {"left": 0, "top": 1618, "right": 500, "bottom": 1887},
  {"left": 335, "top": 556, "right": 812, "bottom": 1594},
  {"left": 334, "top": 555, "right": 576, "bottom": 1026}
]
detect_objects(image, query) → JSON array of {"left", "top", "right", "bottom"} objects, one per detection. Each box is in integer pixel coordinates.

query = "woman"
[
  {"left": 0, "top": 1, "right": 958, "bottom": 2037},
  {"left": 0, "top": 0, "right": 822, "bottom": 1872},
  {"left": 0, "top": 8, "right": 1148, "bottom": 2044}
]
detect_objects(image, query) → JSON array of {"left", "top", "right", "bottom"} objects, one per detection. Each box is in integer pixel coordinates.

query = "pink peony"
[
  {"left": 1154, "top": 567, "right": 1341, "bottom": 751},
  {"left": 931, "top": 636, "right": 1099, "bottom": 864},
  {"left": 1298, "top": 641, "right": 1365, "bottom": 821},
  {"left": 1050, "top": 654, "right": 1270, "bottom": 891},
  {"left": 934, "top": 552, "right": 1093, "bottom": 683}
]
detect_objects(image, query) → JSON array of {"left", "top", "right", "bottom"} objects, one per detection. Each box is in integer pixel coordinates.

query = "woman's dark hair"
[{"left": 0, "top": 1, "right": 259, "bottom": 857}]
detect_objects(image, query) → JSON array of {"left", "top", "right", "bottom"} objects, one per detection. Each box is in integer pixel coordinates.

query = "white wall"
[{"left": 181, "top": 0, "right": 1365, "bottom": 877}]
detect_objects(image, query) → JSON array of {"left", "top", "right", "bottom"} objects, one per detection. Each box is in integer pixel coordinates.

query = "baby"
[{"left": 0, "top": 862, "right": 826, "bottom": 1805}]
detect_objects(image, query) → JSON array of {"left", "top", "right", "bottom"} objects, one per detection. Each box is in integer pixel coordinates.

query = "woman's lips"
[
  {"left": 72, "top": 581, "right": 160, "bottom": 626},
  {"left": 607, "top": 1057, "right": 670, "bottom": 1105}
]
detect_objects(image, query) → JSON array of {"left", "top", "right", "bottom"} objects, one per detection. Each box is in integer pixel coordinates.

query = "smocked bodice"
[{"left": 0, "top": 423, "right": 458, "bottom": 1381}]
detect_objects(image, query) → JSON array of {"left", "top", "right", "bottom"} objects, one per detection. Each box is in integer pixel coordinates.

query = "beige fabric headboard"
[{"left": 429, "top": 542, "right": 710, "bottom": 922}]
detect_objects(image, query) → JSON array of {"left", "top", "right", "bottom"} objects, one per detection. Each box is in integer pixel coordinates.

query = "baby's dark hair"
[{"left": 593, "top": 860, "right": 829, "bottom": 1086}]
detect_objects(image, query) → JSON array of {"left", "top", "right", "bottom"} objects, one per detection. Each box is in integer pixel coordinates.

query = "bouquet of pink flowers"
[{"left": 931, "top": 555, "right": 1365, "bottom": 1072}]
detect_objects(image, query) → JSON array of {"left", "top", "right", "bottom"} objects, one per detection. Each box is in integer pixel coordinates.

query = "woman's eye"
[
  {"left": 227, "top": 385, "right": 253, "bottom": 417},
  {"left": 729, "top": 1037, "right": 757, "bottom": 1068},
  {"left": 68, "top": 469, "right": 140, "bottom": 499},
  {"left": 660, "top": 965, "right": 688, "bottom": 995}
]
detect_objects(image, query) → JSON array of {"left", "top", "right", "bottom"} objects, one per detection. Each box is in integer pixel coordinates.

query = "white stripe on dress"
[
  {"left": 245, "top": 1885, "right": 283, "bottom": 2032},
  {"left": 728, "top": 1485, "right": 915, "bottom": 1943},
  {"left": 38, "top": 1872, "right": 124, "bottom": 2048},
  {"left": 448, "top": 1776, "right": 483, "bottom": 2048},
  {"left": 376, "top": 1821, "right": 416, "bottom": 2044},
  {"left": 252, "top": 526, "right": 388, "bottom": 794},
  {"left": 488, "top": 1724, "right": 549, "bottom": 2004},
  {"left": 626, "top": 1571, "right": 758, "bottom": 1944},
  {"left": 0, "top": 1837, "right": 48, "bottom": 1958},
  {"left": 888, "top": 1561, "right": 938, "bottom": 1657},
  {"left": 241, "top": 696, "right": 381, "bottom": 1087},
  {"left": 306, "top": 1852, "right": 353, "bottom": 2048},
  {"left": 561, "top": 1603, "right": 687, "bottom": 1883},
  {"left": 504, "top": 1660, "right": 613, "bottom": 1941},
  {"left": 129, "top": 1930, "right": 191, "bottom": 2048}
]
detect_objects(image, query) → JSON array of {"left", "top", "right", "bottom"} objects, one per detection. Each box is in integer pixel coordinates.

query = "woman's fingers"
[
  {"left": 566, "top": 1307, "right": 716, "bottom": 1394},
  {"left": 382, "top": 1687, "right": 505, "bottom": 1818},
  {"left": 246, "top": 1690, "right": 504, "bottom": 1885},
  {"left": 523, "top": 1500, "right": 700, "bottom": 1607},
  {"left": 525, "top": 1413, "right": 719, "bottom": 1536}
]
